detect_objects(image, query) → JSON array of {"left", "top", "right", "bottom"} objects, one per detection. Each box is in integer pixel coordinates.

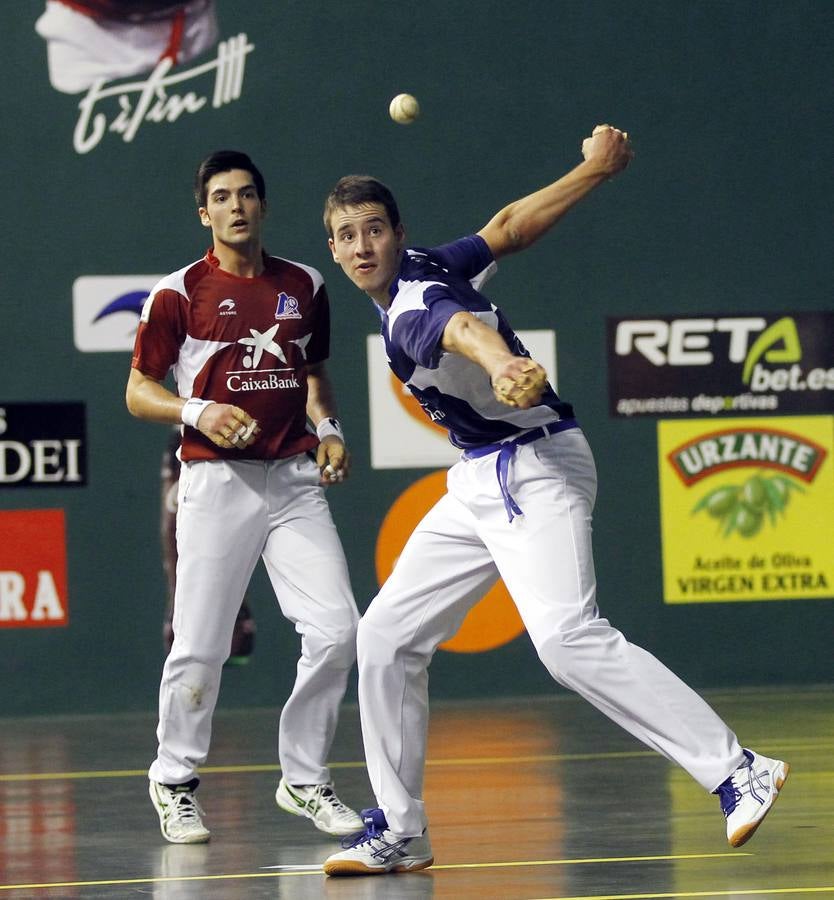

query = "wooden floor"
[{"left": 1, "top": 686, "right": 832, "bottom": 899}]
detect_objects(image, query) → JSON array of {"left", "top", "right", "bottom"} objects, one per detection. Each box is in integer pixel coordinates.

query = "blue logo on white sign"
[{"left": 73, "top": 276, "right": 162, "bottom": 352}]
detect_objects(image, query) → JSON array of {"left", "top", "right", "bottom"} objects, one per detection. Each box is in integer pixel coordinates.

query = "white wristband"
[
  {"left": 316, "top": 417, "right": 344, "bottom": 441},
  {"left": 181, "top": 398, "right": 214, "bottom": 429}
]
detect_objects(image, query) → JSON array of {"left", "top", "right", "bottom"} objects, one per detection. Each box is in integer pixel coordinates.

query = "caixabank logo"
[
  {"left": 657, "top": 416, "right": 833, "bottom": 603},
  {"left": 609, "top": 313, "right": 834, "bottom": 417}
]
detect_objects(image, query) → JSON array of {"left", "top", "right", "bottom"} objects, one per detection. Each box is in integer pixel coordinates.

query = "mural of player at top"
[{"left": 35, "top": 0, "right": 218, "bottom": 94}]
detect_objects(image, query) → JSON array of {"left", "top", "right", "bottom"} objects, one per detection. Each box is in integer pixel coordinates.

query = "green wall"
[{"left": 1, "top": 1, "right": 832, "bottom": 716}]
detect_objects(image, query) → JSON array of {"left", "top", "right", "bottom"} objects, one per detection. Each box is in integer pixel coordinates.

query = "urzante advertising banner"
[
  {"left": 609, "top": 313, "right": 834, "bottom": 418},
  {"left": 658, "top": 416, "right": 834, "bottom": 603}
]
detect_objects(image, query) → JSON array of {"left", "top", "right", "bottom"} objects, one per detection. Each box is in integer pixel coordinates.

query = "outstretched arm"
[{"left": 477, "top": 124, "right": 633, "bottom": 259}]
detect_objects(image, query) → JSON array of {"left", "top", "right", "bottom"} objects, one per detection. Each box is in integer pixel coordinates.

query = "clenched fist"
[
  {"left": 581, "top": 123, "right": 633, "bottom": 177},
  {"left": 491, "top": 358, "right": 548, "bottom": 409}
]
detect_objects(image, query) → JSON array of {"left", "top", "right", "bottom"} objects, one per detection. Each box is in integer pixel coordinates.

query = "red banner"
[{"left": 0, "top": 509, "right": 68, "bottom": 628}]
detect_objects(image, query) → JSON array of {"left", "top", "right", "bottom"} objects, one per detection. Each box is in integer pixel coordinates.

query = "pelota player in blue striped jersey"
[{"left": 320, "top": 124, "right": 789, "bottom": 876}]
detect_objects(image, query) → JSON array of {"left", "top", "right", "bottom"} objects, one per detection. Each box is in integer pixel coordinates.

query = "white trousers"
[
  {"left": 357, "top": 428, "right": 744, "bottom": 836},
  {"left": 149, "top": 455, "right": 358, "bottom": 786}
]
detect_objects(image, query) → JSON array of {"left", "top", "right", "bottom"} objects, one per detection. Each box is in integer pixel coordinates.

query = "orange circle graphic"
[{"left": 375, "top": 471, "right": 526, "bottom": 653}]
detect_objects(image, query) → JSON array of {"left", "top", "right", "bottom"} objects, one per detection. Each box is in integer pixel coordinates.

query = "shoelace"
[
  {"left": 716, "top": 758, "right": 772, "bottom": 817},
  {"left": 341, "top": 828, "right": 388, "bottom": 850},
  {"left": 314, "top": 784, "right": 353, "bottom": 816},
  {"left": 170, "top": 791, "right": 205, "bottom": 824},
  {"left": 715, "top": 781, "right": 742, "bottom": 816},
  {"left": 340, "top": 811, "right": 386, "bottom": 849}
]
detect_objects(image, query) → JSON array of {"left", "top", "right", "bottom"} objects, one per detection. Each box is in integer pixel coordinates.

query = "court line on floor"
[
  {"left": 2, "top": 740, "right": 832, "bottom": 783},
  {"left": 533, "top": 889, "right": 834, "bottom": 899},
  {"left": 0, "top": 852, "right": 752, "bottom": 892}
]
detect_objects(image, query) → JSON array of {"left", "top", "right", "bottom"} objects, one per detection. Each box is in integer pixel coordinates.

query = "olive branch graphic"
[{"left": 691, "top": 473, "right": 805, "bottom": 538}]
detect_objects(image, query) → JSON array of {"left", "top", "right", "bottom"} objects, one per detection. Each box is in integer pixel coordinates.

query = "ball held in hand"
[
  {"left": 389, "top": 93, "right": 420, "bottom": 124},
  {"left": 323, "top": 464, "right": 344, "bottom": 483}
]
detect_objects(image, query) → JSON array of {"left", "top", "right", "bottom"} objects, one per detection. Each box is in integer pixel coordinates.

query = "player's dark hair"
[
  {"left": 323, "top": 175, "right": 401, "bottom": 236},
  {"left": 194, "top": 150, "right": 266, "bottom": 208}
]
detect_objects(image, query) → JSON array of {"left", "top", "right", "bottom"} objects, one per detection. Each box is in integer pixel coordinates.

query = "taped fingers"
[
  {"left": 592, "top": 123, "right": 629, "bottom": 142},
  {"left": 230, "top": 421, "right": 256, "bottom": 448},
  {"left": 493, "top": 361, "right": 548, "bottom": 408},
  {"left": 216, "top": 418, "right": 259, "bottom": 449},
  {"left": 516, "top": 361, "right": 546, "bottom": 385},
  {"left": 240, "top": 420, "right": 258, "bottom": 442},
  {"left": 493, "top": 376, "right": 520, "bottom": 406}
]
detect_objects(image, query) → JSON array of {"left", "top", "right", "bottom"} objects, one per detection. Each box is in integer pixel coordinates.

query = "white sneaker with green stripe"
[
  {"left": 275, "top": 778, "right": 363, "bottom": 836},
  {"left": 149, "top": 779, "right": 210, "bottom": 844}
]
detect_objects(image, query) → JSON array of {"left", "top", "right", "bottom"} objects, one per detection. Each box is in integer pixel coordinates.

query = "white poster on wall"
[
  {"left": 73, "top": 275, "right": 163, "bottom": 352},
  {"left": 367, "top": 329, "right": 557, "bottom": 469}
]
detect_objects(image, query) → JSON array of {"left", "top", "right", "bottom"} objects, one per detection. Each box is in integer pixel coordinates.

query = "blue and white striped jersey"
[{"left": 377, "top": 234, "right": 575, "bottom": 449}]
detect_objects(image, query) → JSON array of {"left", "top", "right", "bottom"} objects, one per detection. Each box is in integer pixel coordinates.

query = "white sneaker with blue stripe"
[
  {"left": 324, "top": 808, "right": 434, "bottom": 875},
  {"left": 714, "top": 749, "right": 789, "bottom": 847}
]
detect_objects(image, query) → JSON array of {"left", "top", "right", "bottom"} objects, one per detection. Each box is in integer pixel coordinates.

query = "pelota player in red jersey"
[{"left": 127, "top": 150, "right": 362, "bottom": 844}]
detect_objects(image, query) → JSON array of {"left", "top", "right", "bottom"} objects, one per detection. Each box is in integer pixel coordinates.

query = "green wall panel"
[{"left": 1, "top": 1, "right": 832, "bottom": 716}]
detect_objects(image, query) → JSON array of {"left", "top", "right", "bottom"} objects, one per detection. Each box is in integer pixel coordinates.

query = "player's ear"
[
  {"left": 395, "top": 222, "right": 405, "bottom": 250},
  {"left": 328, "top": 237, "right": 339, "bottom": 263},
  {"left": 198, "top": 207, "right": 211, "bottom": 228}
]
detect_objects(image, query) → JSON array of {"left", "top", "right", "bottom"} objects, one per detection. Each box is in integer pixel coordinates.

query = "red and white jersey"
[
  {"left": 132, "top": 249, "right": 329, "bottom": 462},
  {"left": 36, "top": 0, "right": 217, "bottom": 94},
  {"left": 50, "top": 1, "right": 198, "bottom": 22}
]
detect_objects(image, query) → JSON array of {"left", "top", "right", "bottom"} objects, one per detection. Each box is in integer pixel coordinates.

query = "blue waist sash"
[{"left": 462, "top": 419, "right": 578, "bottom": 523}]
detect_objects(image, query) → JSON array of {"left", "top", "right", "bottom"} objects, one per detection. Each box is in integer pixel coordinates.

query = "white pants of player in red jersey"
[
  {"left": 149, "top": 454, "right": 358, "bottom": 787},
  {"left": 356, "top": 427, "right": 745, "bottom": 837}
]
